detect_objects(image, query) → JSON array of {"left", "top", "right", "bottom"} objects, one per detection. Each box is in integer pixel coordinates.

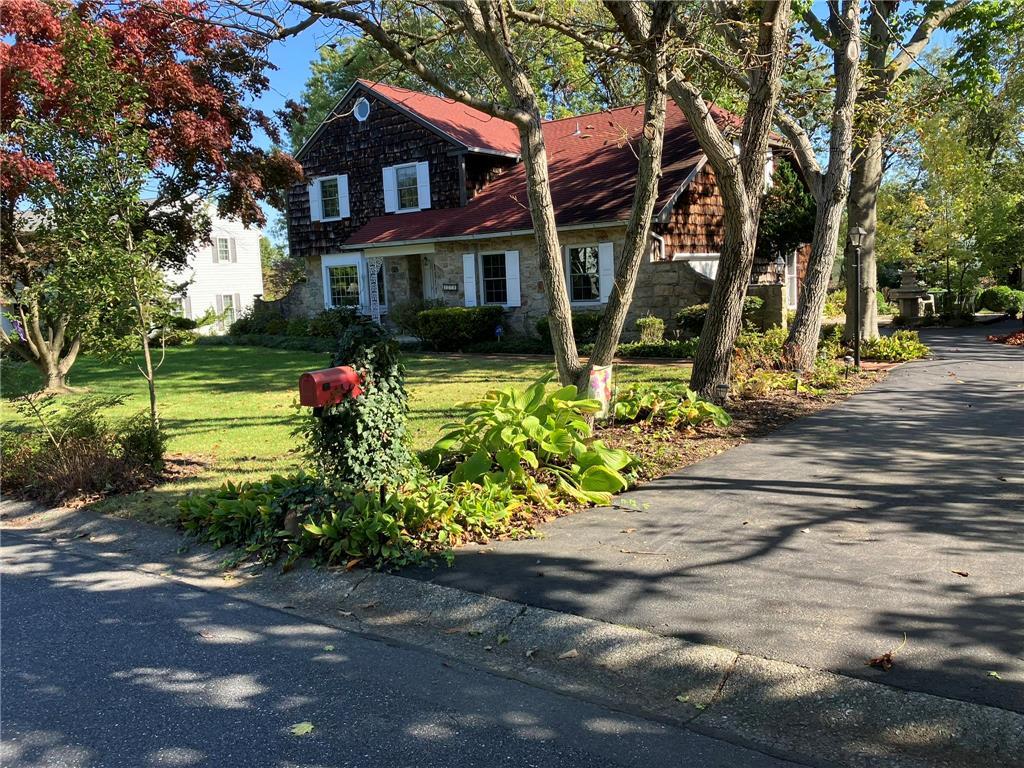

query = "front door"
[{"left": 421, "top": 255, "right": 438, "bottom": 300}]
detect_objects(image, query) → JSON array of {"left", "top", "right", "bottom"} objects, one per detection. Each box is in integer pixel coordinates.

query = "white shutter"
[
  {"left": 504, "top": 250, "right": 521, "bottom": 308},
  {"left": 462, "top": 253, "right": 477, "bottom": 307},
  {"left": 383, "top": 167, "right": 398, "bottom": 213},
  {"left": 229, "top": 238, "right": 237, "bottom": 263},
  {"left": 215, "top": 295, "right": 224, "bottom": 312},
  {"left": 308, "top": 181, "right": 322, "bottom": 222},
  {"left": 234, "top": 293, "right": 241, "bottom": 313},
  {"left": 211, "top": 241, "right": 218, "bottom": 263},
  {"left": 183, "top": 297, "right": 192, "bottom": 319},
  {"left": 416, "top": 161, "right": 431, "bottom": 210},
  {"left": 339, "top": 174, "right": 351, "bottom": 218},
  {"left": 598, "top": 242, "right": 614, "bottom": 303}
]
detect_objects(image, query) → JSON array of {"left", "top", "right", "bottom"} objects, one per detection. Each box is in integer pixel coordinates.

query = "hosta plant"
[
  {"left": 428, "top": 373, "right": 635, "bottom": 505},
  {"left": 612, "top": 383, "right": 732, "bottom": 428}
]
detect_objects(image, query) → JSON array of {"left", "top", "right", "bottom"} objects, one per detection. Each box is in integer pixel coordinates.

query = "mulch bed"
[{"left": 598, "top": 369, "right": 888, "bottom": 482}]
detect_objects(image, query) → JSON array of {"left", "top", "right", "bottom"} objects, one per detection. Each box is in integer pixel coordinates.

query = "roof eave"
[{"left": 343, "top": 219, "right": 629, "bottom": 250}]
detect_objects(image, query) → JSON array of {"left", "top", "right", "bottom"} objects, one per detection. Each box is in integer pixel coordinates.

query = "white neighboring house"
[{"left": 167, "top": 214, "right": 264, "bottom": 333}]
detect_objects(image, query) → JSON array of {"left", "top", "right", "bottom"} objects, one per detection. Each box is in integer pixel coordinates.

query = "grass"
[{"left": 2, "top": 344, "right": 688, "bottom": 524}]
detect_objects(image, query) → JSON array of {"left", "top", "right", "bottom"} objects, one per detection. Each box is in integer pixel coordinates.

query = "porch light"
[{"left": 774, "top": 254, "right": 786, "bottom": 283}]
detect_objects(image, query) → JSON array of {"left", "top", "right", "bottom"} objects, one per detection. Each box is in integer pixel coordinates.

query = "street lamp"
[
  {"left": 848, "top": 226, "right": 867, "bottom": 369},
  {"left": 774, "top": 254, "right": 786, "bottom": 284}
]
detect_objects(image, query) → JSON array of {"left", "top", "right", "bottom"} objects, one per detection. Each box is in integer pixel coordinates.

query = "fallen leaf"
[
  {"left": 951, "top": 570, "right": 969, "bottom": 578},
  {"left": 866, "top": 633, "right": 907, "bottom": 672},
  {"left": 674, "top": 694, "right": 689, "bottom": 703},
  {"left": 360, "top": 602, "right": 377, "bottom": 610},
  {"left": 497, "top": 633, "right": 510, "bottom": 646},
  {"left": 467, "top": 629, "right": 483, "bottom": 637},
  {"left": 558, "top": 648, "right": 579, "bottom": 660},
  {"left": 525, "top": 648, "right": 538, "bottom": 658},
  {"left": 484, "top": 645, "right": 493, "bottom": 651},
  {"left": 345, "top": 558, "right": 362, "bottom": 571},
  {"left": 290, "top": 722, "right": 314, "bottom": 736},
  {"left": 988, "top": 671, "right": 1002, "bottom": 680},
  {"left": 694, "top": 703, "right": 706, "bottom": 711},
  {"left": 621, "top": 528, "right": 637, "bottom": 534},
  {"left": 338, "top": 610, "right": 353, "bottom": 617},
  {"left": 443, "top": 626, "right": 466, "bottom": 635},
  {"left": 323, "top": 645, "right": 334, "bottom": 652}
]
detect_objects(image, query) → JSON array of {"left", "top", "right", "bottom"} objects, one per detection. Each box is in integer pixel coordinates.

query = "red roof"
[
  {"left": 347, "top": 99, "right": 739, "bottom": 247},
  {"left": 358, "top": 79, "right": 521, "bottom": 156}
]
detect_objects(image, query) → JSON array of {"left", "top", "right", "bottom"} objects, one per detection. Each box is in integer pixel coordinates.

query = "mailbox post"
[{"left": 299, "top": 366, "right": 363, "bottom": 415}]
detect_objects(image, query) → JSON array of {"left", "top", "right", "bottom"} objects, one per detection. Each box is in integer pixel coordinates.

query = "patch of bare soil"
[{"left": 598, "top": 369, "right": 888, "bottom": 482}]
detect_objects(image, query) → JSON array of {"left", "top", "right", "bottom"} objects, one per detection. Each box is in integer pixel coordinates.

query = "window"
[
  {"left": 353, "top": 97, "right": 371, "bottom": 122},
  {"left": 309, "top": 175, "right": 349, "bottom": 221},
  {"left": 327, "top": 264, "right": 361, "bottom": 307},
  {"left": 480, "top": 253, "right": 507, "bottom": 305},
  {"left": 322, "top": 255, "right": 388, "bottom": 313},
  {"left": 320, "top": 177, "right": 341, "bottom": 219},
  {"left": 568, "top": 245, "right": 600, "bottom": 302},
  {"left": 216, "top": 238, "right": 231, "bottom": 263},
  {"left": 395, "top": 164, "right": 419, "bottom": 210}
]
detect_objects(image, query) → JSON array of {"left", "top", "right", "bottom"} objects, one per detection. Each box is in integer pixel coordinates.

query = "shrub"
[
  {"left": 979, "top": 286, "right": 1024, "bottom": 317},
  {"left": 607, "top": 338, "right": 698, "bottom": 359},
  {"left": 196, "top": 334, "right": 338, "bottom": 353},
  {"left": 179, "top": 470, "right": 531, "bottom": 569},
  {"left": 734, "top": 325, "right": 788, "bottom": 371},
  {"left": 428, "top": 373, "right": 635, "bottom": 506},
  {"left": 823, "top": 289, "right": 894, "bottom": 316},
  {"left": 230, "top": 304, "right": 288, "bottom": 336},
  {"left": 391, "top": 298, "right": 445, "bottom": 337},
  {"left": 676, "top": 296, "right": 764, "bottom": 335},
  {"left": 635, "top": 315, "right": 665, "bottom": 344},
  {"left": 535, "top": 310, "right": 603, "bottom": 347},
  {"left": 298, "top": 319, "right": 413, "bottom": 490},
  {"left": 2, "top": 394, "right": 164, "bottom": 503},
  {"left": 612, "top": 383, "right": 732, "bottom": 428},
  {"left": 861, "top": 330, "right": 930, "bottom": 362},
  {"left": 307, "top": 307, "right": 360, "bottom": 339},
  {"left": 285, "top": 317, "right": 309, "bottom": 336},
  {"left": 417, "top": 306, "right": 504, "bottom": 351}
]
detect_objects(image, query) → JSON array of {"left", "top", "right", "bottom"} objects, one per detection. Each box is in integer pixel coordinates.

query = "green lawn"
[{"left": 3, "top": 344, "right": 688, "bottom": 523}]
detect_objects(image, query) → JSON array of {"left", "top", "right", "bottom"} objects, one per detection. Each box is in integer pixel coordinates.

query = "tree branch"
[{"left": 890, "top": 0, "right": 971, "bottom": 79}]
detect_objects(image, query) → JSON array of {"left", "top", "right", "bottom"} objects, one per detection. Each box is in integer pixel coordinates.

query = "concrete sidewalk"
[{"left": 410, "top": 320, "right": 1024, "bottom": 713}]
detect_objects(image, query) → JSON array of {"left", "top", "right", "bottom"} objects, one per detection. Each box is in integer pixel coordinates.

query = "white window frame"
[
  {"left": 215, "top": 237, "right": 231, "bottom": 263},
  {"left": 565, "top": 243, "right": 602, "bottom": 305},
  {"left": 478, "top": 252, "right": 509, "bottom": 307},
  {"left": 311, "top": 174, "right": 349, "bottom": 222},
  {"left": 322, "top": 254, "right": 388, "bottom": 315},
  {"left": 393, "top": 162, "right": 420, "bottom": 212}
]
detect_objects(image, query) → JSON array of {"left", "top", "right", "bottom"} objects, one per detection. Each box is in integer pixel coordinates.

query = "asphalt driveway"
[{"left": 411, "top": 320, "right": 1024, "bottom": 712}]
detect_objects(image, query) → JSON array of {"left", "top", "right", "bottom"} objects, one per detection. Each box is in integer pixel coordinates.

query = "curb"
[{"left": 3, "top": 500, "right": 1021, "bottom": 768}]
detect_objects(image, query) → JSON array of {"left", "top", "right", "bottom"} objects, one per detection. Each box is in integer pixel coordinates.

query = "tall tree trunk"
[
  {"left": 581, "top": 1, "right": 671, "bottom": 392},
  {"left": 458, "top": 0, "right": 582, "bottom": 384},
  {"left": 844, "top": 129, "right": 882, "bottom": 342},
  {"left": 783, "top": 0, "right": 861, "bottom": 370},
  {"left": 687, "top": 0, "right": 793, "bottom": 398}
]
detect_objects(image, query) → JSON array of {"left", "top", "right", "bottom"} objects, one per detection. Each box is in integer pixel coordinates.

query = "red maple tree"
[{"left": 1, "top": 0, "right": 301, "bottom": 230}]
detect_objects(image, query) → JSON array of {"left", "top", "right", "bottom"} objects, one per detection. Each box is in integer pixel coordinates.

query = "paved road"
[
  {"left": 0, "top": 535, "right": 799, "bottom": 768},
  {"left": 411, "top": 321, "right": 1024, "bottom": 712}
]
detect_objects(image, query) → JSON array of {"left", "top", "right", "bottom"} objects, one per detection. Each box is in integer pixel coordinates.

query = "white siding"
[{"left": 164, "top": 212, "right": 264, "bottom": 333}]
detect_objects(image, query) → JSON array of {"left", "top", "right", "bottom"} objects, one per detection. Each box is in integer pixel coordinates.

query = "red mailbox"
[{"left": 299, "top": 366, "right": 362, "bottom": 409}]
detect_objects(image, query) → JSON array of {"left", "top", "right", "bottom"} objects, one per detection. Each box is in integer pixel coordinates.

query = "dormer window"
[
  {"left": 308, "top": 175, "right": 350, "bottom": 222},
  {"left": 383, "top": 162, "right": 431, "bottom": 213}
]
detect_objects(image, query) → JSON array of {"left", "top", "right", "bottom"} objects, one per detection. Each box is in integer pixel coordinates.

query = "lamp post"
[{"left": 848, "top": 226, "right": 867, "bottom": 369}]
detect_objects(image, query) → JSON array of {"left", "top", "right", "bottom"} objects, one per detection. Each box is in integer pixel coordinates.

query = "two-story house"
[
  {"left": 166, "top": 210, "right": 264, "bottom": 332},
  {"left": 284, "top": 79, "right": 806, "bottom": 333}
]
